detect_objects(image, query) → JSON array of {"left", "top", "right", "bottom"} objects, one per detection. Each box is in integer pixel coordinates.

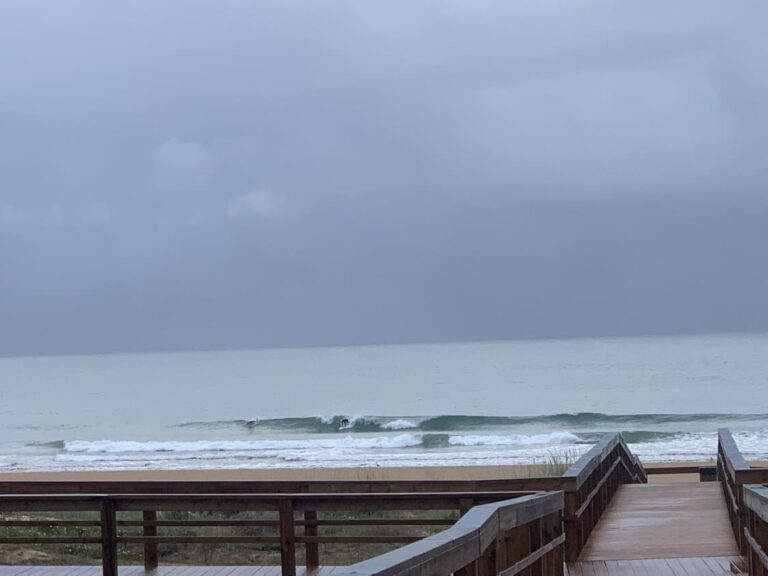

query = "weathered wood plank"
[
  {"left": 578, "top": 483, "right": 738, "bottom": 561},
  {"left": 569, "top": 556, "right": 739, "bottom": 576},
  {"left": 0, "top": 567, "right": 343, "bottom": 576},
  {"left": 0, "top": 479, "right": 564, "bottom": 495}
]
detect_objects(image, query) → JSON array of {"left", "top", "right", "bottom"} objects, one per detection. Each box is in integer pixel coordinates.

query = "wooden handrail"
[
  {"left": 743, "top": 484, "right": 768, "bottom": 576},
  {"left": 0, "top": 478, "right": 563, "bottom": 494},
  {"left": 560, "top": 432, "right": 646, "bottom": 561},
  {"left": 719, "top": 428, "right": 751, "bottom": 476},
  {"left": 334, "top": 491, "right": 565, "bottom": 576},
  {"left": 717, "top": 428, "right": 768, "bottom": 557}
]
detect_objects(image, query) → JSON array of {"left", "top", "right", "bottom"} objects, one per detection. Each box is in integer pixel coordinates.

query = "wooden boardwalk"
[
  {"left": 0, "top": 567, "right": 338, "bottom": 576},
  {"left": 566, "top": 556, "right": 739, "bottom": 575},
  {"left": 566, "top": 482, "right": 741, "bottom": 575},
  {"left": 577, "top": 483, "right": 738, "bottom": 561}
]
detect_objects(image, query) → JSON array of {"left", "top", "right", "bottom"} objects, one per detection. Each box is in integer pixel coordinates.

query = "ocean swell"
[
  {"left": 174, "top": 412, "right": 768, "bottom": 433},
  {"left": 20, "top": 412, "right": 768, "bottom": 472}
]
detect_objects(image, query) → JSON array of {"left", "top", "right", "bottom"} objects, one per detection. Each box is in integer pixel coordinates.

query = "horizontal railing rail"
[
  {"left": 743, "top": 484, "right": 768, "bottom": 576},
  {"left": 560, "top": 432, "right": 647, "bottom": 561},
  {"left": 717, "top": 428, "right": 768, "bottom": 556},
  {"left": 335, "top": 491, "right": 565, "bottom": 576},
  {"left": 0, "top": 478, "right": 564, "bottom": 494},
  {"left": 0, "top": 491, "right": 533, "bottom": 576},
  {"left": 645, "top": 465, "right": 712, "bottom": 475}
]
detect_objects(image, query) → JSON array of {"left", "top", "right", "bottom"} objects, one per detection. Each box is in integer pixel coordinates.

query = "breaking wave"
[
  {"left": 18, "top": 412, "right": 768, "bottom": 471},
  {"left": 60, "top": 430, "right": 585, "bottom": 455},
  {"left": 174, "top": 412, "right": 768, "bottom": 433}
]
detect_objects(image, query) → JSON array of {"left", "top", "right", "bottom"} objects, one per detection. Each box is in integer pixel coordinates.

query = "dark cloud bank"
[{"left": 0, "top": 0, "right": 766, "bottom": 356}]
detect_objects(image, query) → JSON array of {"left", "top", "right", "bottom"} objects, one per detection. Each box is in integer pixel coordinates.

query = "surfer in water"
[{"left": 339, "top": 417, "right": 351, "bottom": 429}]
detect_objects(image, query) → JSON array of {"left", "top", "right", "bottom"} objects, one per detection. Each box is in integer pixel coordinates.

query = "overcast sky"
[{"left": 0, "top": 0, "right": 766, "bottom": 356}]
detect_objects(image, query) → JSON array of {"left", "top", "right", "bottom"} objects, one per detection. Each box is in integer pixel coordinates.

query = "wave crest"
[{"left": 174, "top": 412, "right": 768, "bottom": 433}]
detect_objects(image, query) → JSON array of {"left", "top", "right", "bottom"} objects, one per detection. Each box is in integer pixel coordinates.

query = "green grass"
[{"left": 0, "top": 509, "right": 458, "bottom": 566}]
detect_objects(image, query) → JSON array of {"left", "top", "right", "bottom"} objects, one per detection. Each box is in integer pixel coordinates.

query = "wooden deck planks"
[
  {"left": 577, "top": 483, "right": 738, "bottom": 561},
  {"left": 0, "top": 556, "right": 742, "bottom": 576},
  {"left": 0, "top": 567, "right": 340, "bottom": 576},
  {"left": 566, "top": 556, "right": 739, "bottom": 576}
]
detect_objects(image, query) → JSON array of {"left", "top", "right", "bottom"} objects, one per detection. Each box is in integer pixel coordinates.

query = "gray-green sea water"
[{"left": 1, "top": 332, "right": 766, "bottom": 470}]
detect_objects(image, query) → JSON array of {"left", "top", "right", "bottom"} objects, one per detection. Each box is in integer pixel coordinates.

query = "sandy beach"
[
  {"left": 3, "top": 460, "right": 762, "bottom": 483},
  {"left": 0, "top": 464, "right": 575, "bottom": 482}
]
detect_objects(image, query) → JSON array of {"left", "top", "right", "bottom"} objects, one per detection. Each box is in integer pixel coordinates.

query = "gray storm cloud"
[{"left": 0, "top": 0, "right": 766, "bottom": 355}]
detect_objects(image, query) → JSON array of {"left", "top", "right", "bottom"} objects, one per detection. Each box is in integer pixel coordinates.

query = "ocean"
[{"left": 0, "top": 333, "right": 766, "bottom": 471}]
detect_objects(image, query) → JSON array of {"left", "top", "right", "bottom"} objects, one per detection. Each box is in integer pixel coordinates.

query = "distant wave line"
[{"left": 172, "top": 412, "right": 768, "bottom": 433}]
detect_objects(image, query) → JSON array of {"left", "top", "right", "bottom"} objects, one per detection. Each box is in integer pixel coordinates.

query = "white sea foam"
[
  {"left": 62, "top": 434, "right": 422, "bottom": 454},
  {"left": 381, "top": 419, "right": 419, "bottom": 430},
  {"left": 448, "top": 432, "right": 581, "bottom": 446},
  {"left": 39, "top": 428, "right": 768, "bottom": 471},
  {"left": 626, "top": 430, "right": 768, "bottom": 462}
]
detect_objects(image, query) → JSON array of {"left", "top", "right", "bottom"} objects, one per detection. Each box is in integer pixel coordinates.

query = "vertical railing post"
[
  {"left": 751, "top": 511, "right": 768, "bottom": 576},
  {"left": 304, "top": 510, "right": 320, "bottom": 570},
  {"left": 100, "top": 498, "right": 118, "bottom": 576},
  {"left": 731, "top": 473, "right": 748, "bottom": 556},
  {"left": 279, "top": 499, "right": 297, "bottom": 576},
  {"left": 737, "top": 483, "right": 745, "bottom": 555},
  {"left": 476, "top": 539, "right": 497, "bottom": 576},
  {"left": 529, "top": 517, "right": 543, "bottom": 576},
  {"left": 542, "top": 511, "right": 564, "bottom": 576},
  {"left": 553, "top": 511, "right": 565, "bottom": 576},
  {"left": 494, "top": 533, "right": 508, "bottom": 574},
  {"left": 143, "top": 510, "right": 159, "bottom": 570},
  {"left": 747, "top": 509, "right": 755, "bottom": 576},
  {"left": 507, "top": 522, "right": 531, "bottom": 567},
  {"left": 563, "top": 489, "right": 579, "bottom": 562},
  {"left": 454, "top": 499, "right": 479, "bottom": 576}
]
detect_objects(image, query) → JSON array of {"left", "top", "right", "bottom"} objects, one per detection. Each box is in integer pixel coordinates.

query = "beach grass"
[{"left": 0, "top": 508, "right": 457, "bottom": 566}]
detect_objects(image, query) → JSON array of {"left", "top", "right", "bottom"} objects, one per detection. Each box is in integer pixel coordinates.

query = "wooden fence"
[
  {"left": 560, "top": 432, "right": 647, "bottom": 561},
  {"left": 0, "top": 491, "right": 533, "bottom": 576},
  {"left": 717, "top": 428, "right": 768, "bottom": 557},
  {"left": 334, "top": 491, "right": 565, "bottom": 576},
  {"left": 744, "top": 484, "right": 768, "bottom": 576}
]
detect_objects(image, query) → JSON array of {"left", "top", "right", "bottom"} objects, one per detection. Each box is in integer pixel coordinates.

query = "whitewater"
[{"left": 1, "top": 333, "right": 766, "bottom": 471}]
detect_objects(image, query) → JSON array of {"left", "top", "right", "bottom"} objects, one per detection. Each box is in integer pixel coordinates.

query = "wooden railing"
[
  {"left": 717, "top": 428, "right": 768, "bottom": 557},
  {"left": 0, "top": 477, "right": 564, "bottom": 495},
  {"left": 743, "top": 484, "right": 768, "bottom": 576},
  {"left": 0, "top": 491, "right": 531, "bottom": 576},
  {"left": 719, "top": 428, "right": 752, "bottom": 553},
  {"left": 560, "top": 432, "right": 647, "bottom": 561},
  {"left": 335, "top": 491, "right": 565, "bottom": 576}
]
